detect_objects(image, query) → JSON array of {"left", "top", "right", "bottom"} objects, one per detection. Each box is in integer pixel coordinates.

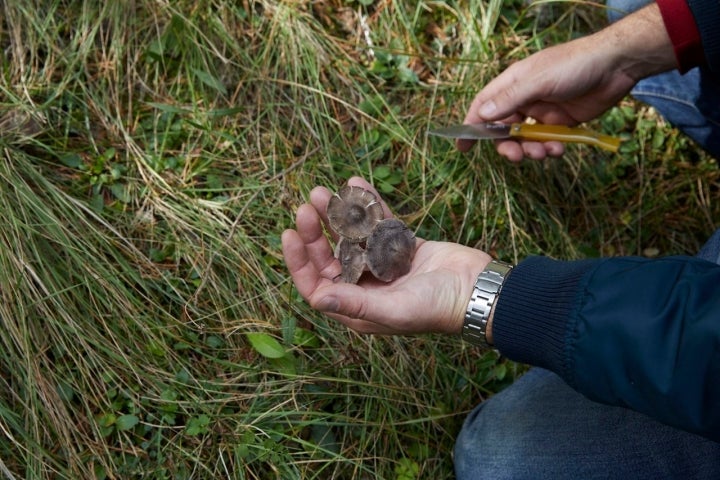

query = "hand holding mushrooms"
[{"left": 281, "top": 176, "right": 492, "bottom": 335}]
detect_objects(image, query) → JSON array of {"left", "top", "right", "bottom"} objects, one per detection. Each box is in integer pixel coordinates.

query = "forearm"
[
  {"left": 492, "top": 255, "right": 720, "bottom": 441},
  {"left": 593, "top": 3, "right": 676, "bottom": 80}
]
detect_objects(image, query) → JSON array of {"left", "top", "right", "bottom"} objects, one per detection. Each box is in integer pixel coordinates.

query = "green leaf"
[
  {"left": 185, "top": 414, "right": 211, "bottom": 436},
  {"left": 205, "top": 335, "right": 224, "bottom": 349},
  {"left": 378, "top": 181, "right": 394, "bottom": 194},
  {"left": 89, "top": 194, "right": 105, "bottom": 213},
  {"left": 373, "top": 165, "right": 391, "bottom": 179},
  {"left": 56, "top": 380, "right": 75, "bottom": 403},
  {"left": 59, "top": 153, "right": 82, "bottom": 168},
  {"left": 192, "top": 68, "right": 228, "bottom": 95},
  {"left": 115, "top": 414, "right": 139, "bottom": 431},
  {"left": 370, "top": 59, "right": 389, "bottom": 75},
  {"left": 310, "top": 422, "right": 340, "bottom": 454},
  {"left": 358, "top": 95, "right": 385, "bottom": 116},
  {"left": 146, "top": 102, "right": 190, "bottom": 114},
  {"left": 397, "top": 65, "right": 419, "bottom": 84},
  {"left": 652, "top": 128, "right": 665, "bottom": 150},
  {"left": 269, "top": 354, "right": 297, "bottom": 375},
  {"left": 293, "top": 327, "right": 320, "bottom": 348},
  {"left": 175, "top": 368, "right": 190, "bottom": 383},
  {"left": 160, "top": 388, "right": 178, "bottom": 402},
  {"left": 246, "top": 332, "right": 286, "bottom": 359},
  {"left": 394, "top": 458, "right": 420, "bottom": 480},
  {"left": 494, "top": 362, "right": 507, "bottom": 381},
  {"left": 109, "top": 183, "right": 130, "bottom": 203},
  {"left": 205, "top": 106, "right": 245, "bottom": 117},
  {"left": 96, "top": 412, "right": 116, "bottom": 428},
  {"left": 104, "top": 147, "right": 117, "bottom": 160},
  {"left": 281, "top": 316, "right": 297, "bottom": 346}
]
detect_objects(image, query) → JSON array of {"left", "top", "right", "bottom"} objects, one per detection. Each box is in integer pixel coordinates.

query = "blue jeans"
[{"left": 454, "top": 367, "right": 720, "bottom": 479}]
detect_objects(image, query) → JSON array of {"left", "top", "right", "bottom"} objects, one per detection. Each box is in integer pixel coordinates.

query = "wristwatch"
[{"left": 462, "top": 260, "right": 513, "bottom": 347}]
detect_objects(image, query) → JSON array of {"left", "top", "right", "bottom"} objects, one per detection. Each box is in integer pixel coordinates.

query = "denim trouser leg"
[
  {"left": 606, "top": 0, "right": 720, "bottom": 159},
  {"left": 632, "top": 69, "right": 720, "bottom": 159},
  {"left": 697, "top": 228, "right": 720, "bottom": 263},
  {"left": 454, "top": 368, "right": 720, "bottom": 480}
]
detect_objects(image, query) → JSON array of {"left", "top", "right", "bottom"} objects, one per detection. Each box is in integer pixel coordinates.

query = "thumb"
[
  {"left": 313, "top": 286, "right": 400, "bottom": 335},
  {"left": 465, "top": 64, "right": 531, "bottom": 124},
  {"left": 457, "top": 69, "right": 527, "bottom": 152},
  {"left": 312, "top": 279, "right": 434, "bottom": 334}
]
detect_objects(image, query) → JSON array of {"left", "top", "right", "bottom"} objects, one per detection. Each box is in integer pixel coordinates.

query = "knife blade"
[{"left": 428, "top": 123, "right": 622, "bottom": 153}]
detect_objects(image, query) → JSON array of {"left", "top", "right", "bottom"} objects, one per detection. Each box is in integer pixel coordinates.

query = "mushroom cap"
[
  {"left": 326, "top": 185, "right": 383, "bottom": 241},
  {"left": 334, "top": 237, "right": 367, "bottom": 284},
  {"left": 365, "top": 219, "right": 416, "bottom": 282}
]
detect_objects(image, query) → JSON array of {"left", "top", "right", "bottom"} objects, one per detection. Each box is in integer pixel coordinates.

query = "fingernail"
[
  {"left": 318, "top": 296, "right": 339, "bottom": 313},
  {"left": 479, "top": 100, "right": 496, "bottom": 118}
]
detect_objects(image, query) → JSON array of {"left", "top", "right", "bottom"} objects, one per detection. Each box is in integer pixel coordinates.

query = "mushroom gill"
[{"left": 326, "top": 185, "right": 383, "bottom": 241}]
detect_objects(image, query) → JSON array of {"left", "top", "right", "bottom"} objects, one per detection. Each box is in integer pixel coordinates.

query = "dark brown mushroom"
[
  {"left": 365, "top": 219, "right": 416, "bottom": 282},
  {"left": 326, "top": 185, "right": 383, "bottom": 241},
  {"left": 334, "top": 237, "right": 367, "bottom": 284}
]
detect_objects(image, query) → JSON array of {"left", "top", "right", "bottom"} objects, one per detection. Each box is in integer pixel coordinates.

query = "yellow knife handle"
[{"left": 510, "top": 123, "right": 622, "bottom": 153}]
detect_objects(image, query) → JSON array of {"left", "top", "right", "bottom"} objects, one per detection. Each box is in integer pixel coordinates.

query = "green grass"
[{"left": 0, "top": 0, "right": 717, "bottom": 478}]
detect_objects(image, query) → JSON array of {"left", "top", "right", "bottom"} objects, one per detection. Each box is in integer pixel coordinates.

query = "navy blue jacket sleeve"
[
  {"left": 687, "top": 0, "right": 720, "bottom": 73},
  {"left": 492, "top": 255, "right": 720, "bottom": 441}
]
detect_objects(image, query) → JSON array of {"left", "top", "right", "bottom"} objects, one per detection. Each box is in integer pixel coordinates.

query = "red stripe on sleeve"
[{"left": 656, "top": 0, "right": 706, "bottom": 72}]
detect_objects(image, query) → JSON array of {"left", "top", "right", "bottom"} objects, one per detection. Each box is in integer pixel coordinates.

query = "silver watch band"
[{"left": 462, "top": 260, "right": 513, "bottom": 347}]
